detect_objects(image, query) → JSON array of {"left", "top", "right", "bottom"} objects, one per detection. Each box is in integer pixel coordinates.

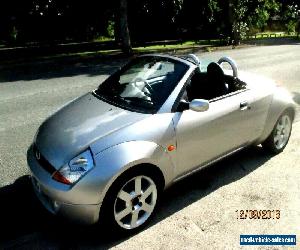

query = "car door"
[{"left": 173, "top": 89, "right": 256, "bottom": 178}]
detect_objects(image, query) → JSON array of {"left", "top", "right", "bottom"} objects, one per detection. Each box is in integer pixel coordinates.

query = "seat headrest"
[{"left": 207, "top": 62, "right": 224, "bottom": 78}]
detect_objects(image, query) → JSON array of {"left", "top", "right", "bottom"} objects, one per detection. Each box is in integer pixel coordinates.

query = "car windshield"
[{"left": 95, "top": 57, "right": 189, "bottom": 113}]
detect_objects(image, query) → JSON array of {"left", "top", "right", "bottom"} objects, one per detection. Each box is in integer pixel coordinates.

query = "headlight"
[{"left": 52, "top": 149, "right": 94, "bottom": 185}]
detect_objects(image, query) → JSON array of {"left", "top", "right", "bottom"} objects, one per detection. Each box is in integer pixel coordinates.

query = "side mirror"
[{"left": 189, "top": 99, "right": 209, "bottom": 112}]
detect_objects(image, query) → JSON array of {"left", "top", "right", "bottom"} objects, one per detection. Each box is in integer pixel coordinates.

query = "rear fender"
[{"left": 257, "top": 87, "right": 296, "bottom": 143}]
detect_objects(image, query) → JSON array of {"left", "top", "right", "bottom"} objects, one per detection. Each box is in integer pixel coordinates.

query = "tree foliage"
[
  {"left": 249, "top": 0, "right": 281, "bottom": 30},
  {"left": 0, "top": 0, "right": 299, "bottom": 49},
  {"left": 282, "top": 3, "right": 300, "bottom": 33}
]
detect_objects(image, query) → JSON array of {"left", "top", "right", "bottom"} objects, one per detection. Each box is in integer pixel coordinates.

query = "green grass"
[
  {"left": 34, "top": 40, "right": 212, "bottom": 60},
  {"left": 132, "top": 40, "right": 225, "bottom": 53},
  {"left": 44, "top": 33, "right": 300, "bottom": 59},
  {"left": 246, "top": 31, "right": 298, "bottom": 39},
  {"left": 1, "top": 34, "right": 299, "bottom": 66},
  {"left": 93, "top": 36, "right": 114, "bottom": 42},
  {"left": 133, "top": 41, "right": 198, "bottom": 52},
  {"left": 67, "top": 40, "right": 213, "bottom": 56}
]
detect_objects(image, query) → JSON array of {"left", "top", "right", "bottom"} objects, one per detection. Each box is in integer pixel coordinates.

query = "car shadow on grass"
[{"left": 0, "top": 146, "right": 272, "bottom": 249}]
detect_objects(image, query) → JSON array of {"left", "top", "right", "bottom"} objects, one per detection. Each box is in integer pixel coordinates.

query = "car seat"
[{"left": 206, "top": 62, "right": 228, "bottom": 99}]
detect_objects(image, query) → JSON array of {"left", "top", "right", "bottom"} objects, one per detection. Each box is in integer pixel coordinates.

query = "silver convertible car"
[{"left": 27, "top": 54, "right": 296, "bottom": 233}]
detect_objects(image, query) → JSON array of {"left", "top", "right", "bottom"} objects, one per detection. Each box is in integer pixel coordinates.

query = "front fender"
[{"left": 90, "top": 140, "right": 175, "bottom": 204}]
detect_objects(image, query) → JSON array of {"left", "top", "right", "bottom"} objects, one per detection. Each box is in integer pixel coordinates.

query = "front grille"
[{"left": 33, "top": 144, "right": 56, "bottom": 175}]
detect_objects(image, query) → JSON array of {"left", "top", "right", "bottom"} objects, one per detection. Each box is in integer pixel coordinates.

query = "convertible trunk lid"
[{"left": 238, "top": 71, "right": 277, "bottom": 91}]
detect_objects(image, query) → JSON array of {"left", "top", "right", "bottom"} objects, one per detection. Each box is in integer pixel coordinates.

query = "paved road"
[{"left": 0, "top": 42, "right": 299, "bottom": 249}]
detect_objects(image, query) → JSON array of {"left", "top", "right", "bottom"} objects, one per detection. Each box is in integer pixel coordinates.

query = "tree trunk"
[
  {"left": 119, "top": 0, "right": 132, "bottom": 55},
  {"left": 114, "top": 13, "right": 120, "bottom": 44},
  {"left": 228, "top": 0, "right": 239, "bottom": 45}
]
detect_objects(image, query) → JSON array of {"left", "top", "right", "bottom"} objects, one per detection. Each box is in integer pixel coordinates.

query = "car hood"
[{"left": 35, "top": 92, "right": 148, "bottom": 169}]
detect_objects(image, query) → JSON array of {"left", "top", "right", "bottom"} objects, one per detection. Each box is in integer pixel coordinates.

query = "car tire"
[
  {"left": 262, "top": 110, "right": 293, "bottom": 154},
  {"left": 99, "top": 168, "right": 161, "bottom": 235}
]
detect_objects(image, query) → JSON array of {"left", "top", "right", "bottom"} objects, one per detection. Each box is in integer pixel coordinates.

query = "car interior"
[{"left": 184, "top": 62, "right": 247, "bottom": 102}]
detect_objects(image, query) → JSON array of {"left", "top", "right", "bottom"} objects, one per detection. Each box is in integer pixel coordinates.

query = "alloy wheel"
[
  {"left": 113, "top": 175, "right": 157, "bottom": 230},
  {"left": 273, "top": 114, "right": 292, "bottom": 150}
]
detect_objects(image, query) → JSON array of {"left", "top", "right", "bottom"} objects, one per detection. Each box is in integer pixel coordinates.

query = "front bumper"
[
  {"left": 31, "top": 175, "right": 101, "bottom": 224},
  {"left": 27, "top": 145, "right": 101, "bottom": 225}
]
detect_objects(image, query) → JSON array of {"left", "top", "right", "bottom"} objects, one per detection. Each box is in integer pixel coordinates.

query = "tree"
[
  {"left": 2, "top": 0, "right": 298, "bottom": 48},
  {"left": 228, "top": 0, "right": 282, "bottom": 44},
  {"left": 228, "top": 0, "right": 249, "bottom": 45},
  {"left": 282, "top": 4, "right": 300, "bottom": 33},
  {"left": 119, "top": 0, "right": 132, "bottom": 54},
  {"left": 248, "top": 0, "right": 280, "bottom": 31}
]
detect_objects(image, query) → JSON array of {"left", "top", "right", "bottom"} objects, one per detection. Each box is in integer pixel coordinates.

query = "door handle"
[{"left": 240, "top": 101, "right": 250, "bottom": 110}]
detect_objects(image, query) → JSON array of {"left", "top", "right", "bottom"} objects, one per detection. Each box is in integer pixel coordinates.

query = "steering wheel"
[
  {"left": 133, "top": 78, "right": 154, "bottom": 97},
  {"left": 217, "top": 57, "right": 238, "bottom": 78}
]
